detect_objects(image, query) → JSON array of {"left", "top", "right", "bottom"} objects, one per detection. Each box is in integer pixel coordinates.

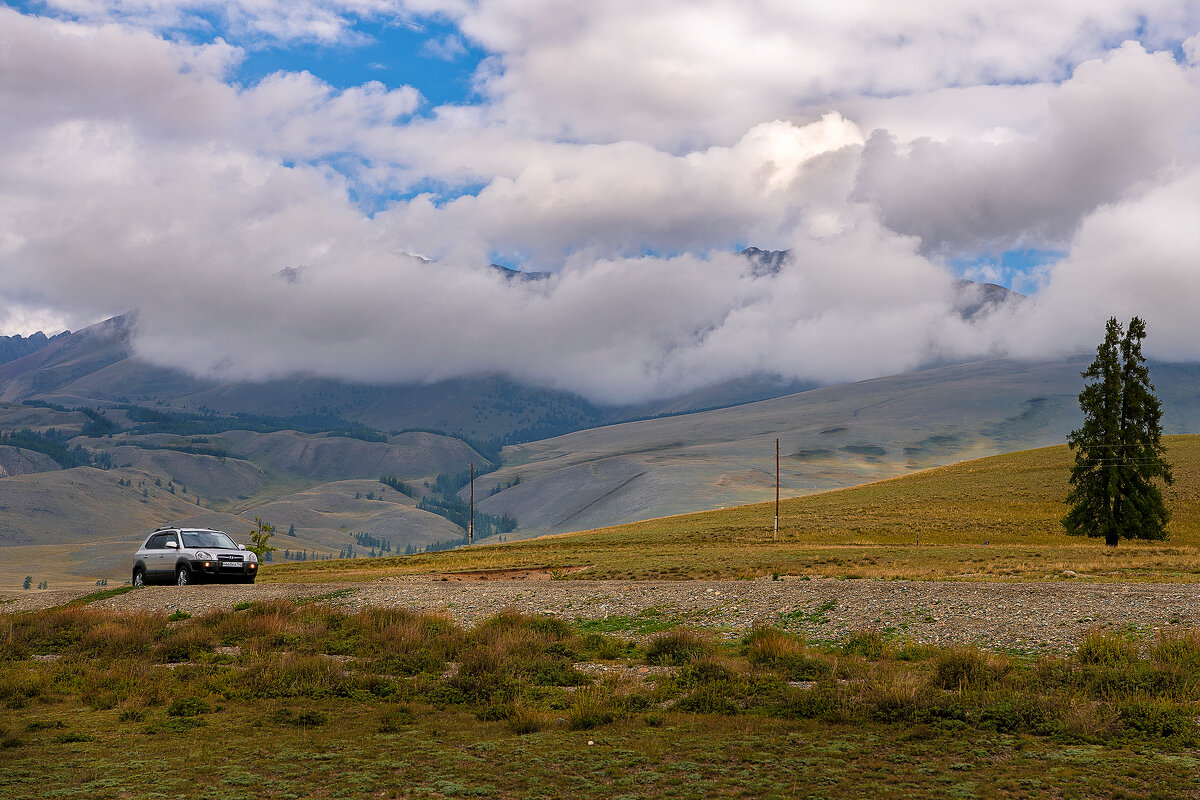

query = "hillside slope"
[
  {"left": 475, "top": 356, "right": 1197, "bottom": 536},
  {"left": 271, "top": 435, "right": 1200, "bottom": 585}
]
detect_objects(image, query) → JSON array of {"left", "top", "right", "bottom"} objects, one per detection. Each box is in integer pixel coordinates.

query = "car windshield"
[{"left": 180, "top": 531, "right": 238, "bottom": 550}]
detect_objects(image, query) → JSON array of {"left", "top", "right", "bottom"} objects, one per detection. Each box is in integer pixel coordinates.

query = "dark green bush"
[
  {"left": 675, "top": 685, "right": 739, "bottom": 715},
  {"left": 1121, "top": 698, "right": 1194, "bottom": 740},
  {"left": 776, "top": 682, "right": 841, "bottom": 721},
  {"left": 579, "top": 632, "right": 629, "bottom": 661},
  {"left": 167, "top": 697, "right": 210, "bottom": 717},
  {"left": 978, "top": 697, "right": 1060, "bottom": 736},
  {"left": 840, "top": 631, "right": 887, "bottom": 659}
]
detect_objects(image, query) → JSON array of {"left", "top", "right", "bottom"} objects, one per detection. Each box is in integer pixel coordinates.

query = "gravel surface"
[{"left": 5, "top": 576, "right": 1199, "bottom": 653}]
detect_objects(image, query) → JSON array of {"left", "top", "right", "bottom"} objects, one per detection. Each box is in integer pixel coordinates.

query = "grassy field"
[
  {"left": 4, "top": 599, "right": 1200, "bottom": 799},
  {"left": 260, "top": 436, "right": 1200, "bottom": 584}
]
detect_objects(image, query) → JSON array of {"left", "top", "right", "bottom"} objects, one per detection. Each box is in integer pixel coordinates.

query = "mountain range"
[{"left": 4, "top": 265, "right": 1197, "bottom": 586}]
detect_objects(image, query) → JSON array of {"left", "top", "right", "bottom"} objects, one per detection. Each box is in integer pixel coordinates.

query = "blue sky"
[
  {"left": 2, "top": 1, "right": 1200, "bottom": 399},
  {"left": 236, "top": 19, "right": 485, "bottom": 108}
]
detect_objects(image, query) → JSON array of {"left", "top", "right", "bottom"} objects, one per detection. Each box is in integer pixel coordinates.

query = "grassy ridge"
[{"left": 262, "top": 436, "right": 1200, "bottom": 583}]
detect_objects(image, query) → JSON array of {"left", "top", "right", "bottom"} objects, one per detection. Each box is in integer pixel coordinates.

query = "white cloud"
[
  {"left": 34, "top": 0, "right": 411, "bottom": 44},
  {"left": 854, "top": 41, "right": 1200, "bottom": 256},
  {"left": 3, "top": 3, "right": 1200, "bottom": 404},
  {"left": 429, "top": 0, "right": 1200, "bottom": 149}
]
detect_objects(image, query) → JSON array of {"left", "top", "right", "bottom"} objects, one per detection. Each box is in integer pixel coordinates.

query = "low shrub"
[
  {"left": 77, "top": 616, "right": 156, "bottom": 659},
  {"left": 933, "top": 646, "right": 1008, "bottom": 691},
  {"left": 776, "top": 681, "right": 841, "bottom": 721},
  {"left": 238, "top": 654, "right": 347, "bottom": 699},
  {"left": 578, "top": 632, "right": 629, "bottom": 661},
  {"left": 675, "top": 685, "right": 739, "bottom": 715},
  {"left": 1121, "top": 697, "right": 1194, "bottom": 741},
  {"left": 1150, "top": 629, "right": 1200, "bottom": 671},
  {"left": 866, "top": 669, "right": 932, "bottom": 723},
  {"left": 744, "top": 626, "right": 831, "bottom": 679},
  {"left": 167, "top": 696, "right": 210, "bottom": 717},
  {"left": 507, "top": 702, "right": 545, "bottom": 734},
  {"left": 379, "top": 706, "right": 416, "bottom": 732},
  {"left": 978, "top": 696, "right": 1061, "bottom": 736},
  {"left": 645, "top": 630, "right": 711, "bottom": 666},
  {"left": 0, "top": 663, "right": 49, "bottom": 708},
  {"left": 154, "top": 627, "right": 217, "bottom": 663},
  {"left": 840, "top": 630, "right": 888, "bottom": 659},
  {"left": 1078, "top": 629, "right": 1141, "bottom": 666},
  {"left": 569, "top": 685, "right": 619, "bottom": 730}
]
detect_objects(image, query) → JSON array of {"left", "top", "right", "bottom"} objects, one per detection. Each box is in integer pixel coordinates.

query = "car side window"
[{"left": 147, "top": 532, "right": 176, "bottom": 549}]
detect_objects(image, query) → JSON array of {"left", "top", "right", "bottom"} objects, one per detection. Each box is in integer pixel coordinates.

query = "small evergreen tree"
[
  {"left": 247, "top": 516, "right": 277, "bottom": 561},
  {"left": 1064, "top": 317, "right": 1173, "bottom": 546},
  {"left": 23, "top": 575, "right": 32, "bottom": 590}
]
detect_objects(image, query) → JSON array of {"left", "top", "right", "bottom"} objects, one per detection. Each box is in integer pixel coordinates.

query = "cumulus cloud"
[
  {"left": 3, "top": 4, "right": 1200, "bottom": 404},
  {"left": 32, "top": 0, "right": 410, "bottom": 44},
  {"left": 437, "top": 0, "right": 1200, "bottom": 148},
  {"left": 854, "top": 42, "right": 1200, "bottom": 256}
]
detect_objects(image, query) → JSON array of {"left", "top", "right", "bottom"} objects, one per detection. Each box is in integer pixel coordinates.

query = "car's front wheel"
[
  {"left": 176, "top": 565, "right": 192, "bottom": 586},
  {"left": 131, "top": 567, "right": 145, "bottom": 587}
]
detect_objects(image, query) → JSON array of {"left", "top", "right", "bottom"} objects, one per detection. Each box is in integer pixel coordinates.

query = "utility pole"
[
  {"left": 469, "top": 462, "right": 474, "bottom": 546},
  {"left": 774, "top": 438, "right": 779, "bottom": 541}
]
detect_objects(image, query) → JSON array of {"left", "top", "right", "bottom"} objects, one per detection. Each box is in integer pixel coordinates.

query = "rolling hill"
[
  {"left": 472, "top": 356, "right": 1200, "bottom": 538},
  {"left": 265, "top": 435, "right": 1200, "bottom": 585}
]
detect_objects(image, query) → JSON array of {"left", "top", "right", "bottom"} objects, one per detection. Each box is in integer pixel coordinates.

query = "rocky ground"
[{"left": 6, "top": 574, "right": 1199, "bottom": 654}]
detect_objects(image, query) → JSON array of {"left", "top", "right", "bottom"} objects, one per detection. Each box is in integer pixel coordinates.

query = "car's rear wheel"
[
  {"left": 176, "top": 565, "right": 191, "bottom": 586},
  {"left": 132, "top": 567, "right": 145, "bottom": 587}
]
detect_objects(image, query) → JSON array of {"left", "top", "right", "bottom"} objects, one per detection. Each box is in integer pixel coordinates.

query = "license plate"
[{"left": 221, "top": 562, "right": 243, "bottom": 569}]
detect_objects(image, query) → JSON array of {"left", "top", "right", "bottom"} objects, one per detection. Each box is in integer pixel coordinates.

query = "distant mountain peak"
[
  {"left": 490, "top": 264, "right": 552, "bottom": 281},
  {"left": 0, "top": 328, "right": 71, "bottom": 367}
]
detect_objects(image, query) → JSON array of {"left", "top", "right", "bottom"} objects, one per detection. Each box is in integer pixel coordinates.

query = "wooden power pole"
[{"left": 774, "top": 438, "right": 779, "bottom": 541}]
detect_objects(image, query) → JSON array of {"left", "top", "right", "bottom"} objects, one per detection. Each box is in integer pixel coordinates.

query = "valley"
[{"left": 4, "top": 313, "right": 1200, "bottom": 586}]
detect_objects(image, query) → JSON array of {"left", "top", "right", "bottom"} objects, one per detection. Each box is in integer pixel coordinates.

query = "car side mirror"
[
  {"left": 164, "top": 541, "right": 179, "bottom": 549},
  {"left": 237, "top": 544, "right": 246, "bottom": 550}
]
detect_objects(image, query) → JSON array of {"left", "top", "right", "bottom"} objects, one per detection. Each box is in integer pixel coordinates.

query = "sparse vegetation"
[
  {"left": 3, "top": 601, "right": 1200, "bottom": 798},
  {"left": 0, "top": 428, "right": 108, "bottom": 469},
  {"left": 415, "top": 469, "right": 518, "bottom": 540},
  {"left": 379, "top": 474, "right": 417, "bottom": 497}
]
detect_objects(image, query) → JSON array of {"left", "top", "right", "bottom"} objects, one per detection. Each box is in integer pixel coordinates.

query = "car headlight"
[
  {"left": 247, "top": 553, "right": 258, "bottom": 563},
  {"left": 195, "top": 551, "right": 212, "bottom": 560}
]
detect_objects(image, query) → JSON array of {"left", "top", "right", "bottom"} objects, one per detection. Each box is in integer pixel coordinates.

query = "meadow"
[
  {"left": 6, "top": 439, "right": 1200, "bottom": 798},
  {"left": 262, "top": 436, "right": 1200, "bottom": 584},
  {"left": 3, "top": 597, "right": 1200, "bottom": 799}
]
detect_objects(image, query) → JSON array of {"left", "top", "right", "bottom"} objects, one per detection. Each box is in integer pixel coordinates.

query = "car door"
[{"left": 147, "top": 532, "right": 177, "bottom": 577}]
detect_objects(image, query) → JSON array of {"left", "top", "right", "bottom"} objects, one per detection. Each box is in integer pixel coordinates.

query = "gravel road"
[{"left": 4, "top": 576, "right": 1198, "bottom": 653}]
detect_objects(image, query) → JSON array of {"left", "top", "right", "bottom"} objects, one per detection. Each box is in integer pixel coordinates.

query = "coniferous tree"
[{"left": 1064, "top": 317, "right": 1172, "bottom": 546}]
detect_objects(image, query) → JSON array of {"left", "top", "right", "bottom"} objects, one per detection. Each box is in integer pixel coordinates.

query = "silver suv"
[{"left": 131, "top": 527, "right": 259, "bottom": 586}]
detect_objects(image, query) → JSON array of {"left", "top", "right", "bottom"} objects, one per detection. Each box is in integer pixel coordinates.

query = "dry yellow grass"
[{"left": 263, "top": 435, "right": 1200, "bottom": 584}]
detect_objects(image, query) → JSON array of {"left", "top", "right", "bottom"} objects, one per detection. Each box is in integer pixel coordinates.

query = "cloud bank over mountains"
[{"left": 2, "top": 1, "right": 1200, "bottom": 403}]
